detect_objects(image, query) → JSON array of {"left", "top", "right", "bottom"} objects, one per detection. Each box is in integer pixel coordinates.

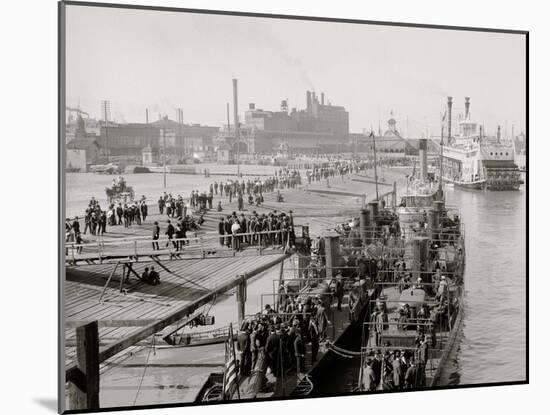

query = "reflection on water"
[{"left": 441, "top": 186, "right": 527, "bottom": 385}]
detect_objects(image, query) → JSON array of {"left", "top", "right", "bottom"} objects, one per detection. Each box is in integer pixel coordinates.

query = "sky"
[{"left": 65, "top": 4, "right": 526, "bottom": 137}]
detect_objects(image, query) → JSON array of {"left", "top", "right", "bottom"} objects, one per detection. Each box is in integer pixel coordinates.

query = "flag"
[{"left": 222, "top": 323, "right": 239, "bottom": 400}]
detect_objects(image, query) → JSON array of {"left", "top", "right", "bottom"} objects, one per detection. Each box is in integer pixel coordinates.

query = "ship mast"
[
  {"left": 439, "top": 112, "right": 445, "bottom": 193},
  {"left": 371, "top": 130, "right": 379, "bottom": 201}
]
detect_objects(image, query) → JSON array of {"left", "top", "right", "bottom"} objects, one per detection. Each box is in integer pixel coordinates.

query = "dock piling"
[
  {"left": 236, "top": 275, "right": 247, "bottom": 326},
  {"left": 68, "top": 321, "right": 100, "bottom": 411}
]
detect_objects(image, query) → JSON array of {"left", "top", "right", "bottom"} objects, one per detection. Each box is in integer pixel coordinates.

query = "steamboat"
[{"left": 441, "top": 97, "right": 520, "bottom": 190}]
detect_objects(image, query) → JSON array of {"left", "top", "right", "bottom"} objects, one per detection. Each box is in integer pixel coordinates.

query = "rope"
[
  {"left": 132, "top": 334, "right": 155, "bottom": 406},
  {"left": 326, "top": 344, "right": 354, "bottom": 359},
  {"left": 328, "top": 342, "right": 363, "bottom": 356}
]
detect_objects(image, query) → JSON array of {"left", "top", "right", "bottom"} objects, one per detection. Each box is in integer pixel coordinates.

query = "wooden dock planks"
[{"left": 64, "top": 253, "right": 286, "bottom": 369}]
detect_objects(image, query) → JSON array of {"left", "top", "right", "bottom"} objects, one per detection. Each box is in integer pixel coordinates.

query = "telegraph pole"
[
  {"left": 232, "top": 79, "right": 240, "bottom": 177},
  {"left": 162, "top": 127, "right": 167, "bottom": 189}
]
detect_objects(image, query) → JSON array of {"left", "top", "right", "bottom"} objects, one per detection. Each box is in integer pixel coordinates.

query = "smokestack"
[
  {"left": 464, "top": 97, "right": 470, "bottom": 120},
  {"left": 447, "top": 97, "right": 453, "bottom": 143},
  {"left": 419, "top": 138, "right": 428, "bottom": 182},
  {"left": 497, "top": 125, "right": 501, "bottom": 142},
  {"left": 249, "top": 103, "right": 255, "bottom": 110},
  {"left": 145, "top": 108, "right": 149, "bottom": 124},
  {"left": 321, "top": 92, "right": 325, "bottom": 106},
  {"left": 232, "top": 78, "right": 240, "bottom": 142},
  {"left": 306, "top": 91, "right": 312, "bottom": 111}
]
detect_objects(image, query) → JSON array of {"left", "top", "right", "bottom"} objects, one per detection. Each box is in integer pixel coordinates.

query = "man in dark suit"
[
  {"left": 158, "top": 197, "right": 164, "bottom": 215},
  {"left": 152, "top": 221, "right": 160, "bottom": 250},
  {"left": 294, "top": 328, "right": 306, "bottom": 375},
  {"left": 392, "top": 352, "right": 403, "bottom": 390},
  {"left": 218, "top": 218, "right": 225, "bottom": 247},
  {"left": 116, "top": 204, "right": 123, "bottom": 225},
  {"left": 308, "top": 318, "right": 319, "bottom": 364},
  {"left": 141, "top": 202, "right": 148, "bottom": 222},
  {"left": 72, "top": 217, "right": 80, "bottom": 236},
  {"left": 141, "top": 267, "right": 150, "bottom": 283},
  {"left": 165, "top": 220, "right": 176, "bottom": 248},
  {"left": 404, "top": 360, "right": 417, "bottom": 389},
  {"left": 371, "top": 351, "right": 383, "bottom": 387},
  {"left": 148, "top": 266, "right": 160, "bottom": 285},
  {"left": 236, "top": 324, "right": 252, "bottom": 376},
  {"left": 224, "top": 216, "right": 232, "bottom": 248},
  {"left": 238, "top": 214, "right": 247, "bottom": 244},
  {"left": 265, "top": 326, "right": 282, "bottom": 378}
]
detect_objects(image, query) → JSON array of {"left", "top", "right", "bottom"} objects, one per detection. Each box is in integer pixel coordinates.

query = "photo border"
[{"left": 58, "top": 1, "right": 529, "bottom": 413}]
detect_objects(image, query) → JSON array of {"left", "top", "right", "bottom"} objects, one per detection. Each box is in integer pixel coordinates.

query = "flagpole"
[
  {"left": 222, "top": 340, "right": 227, "bottom": 401},
  {"left": 229, "top": 323, "right": 241, "bottom": 400}
]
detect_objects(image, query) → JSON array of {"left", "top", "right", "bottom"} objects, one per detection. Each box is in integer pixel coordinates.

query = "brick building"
[{"left": 239, "top": 90, "right": 350, "bottom": 154}]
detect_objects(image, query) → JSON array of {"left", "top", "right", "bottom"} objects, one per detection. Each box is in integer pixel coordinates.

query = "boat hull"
[{"left": 442, "top": 177, "right": 485, "bottom": 190}]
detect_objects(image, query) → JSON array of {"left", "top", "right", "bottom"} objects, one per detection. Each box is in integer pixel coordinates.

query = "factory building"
[
  {"left": 240, "top": 90, "right": 349, "bottom": 154},
  {"left": 97, "top": 118, "right": 219, "bottom": 162}
]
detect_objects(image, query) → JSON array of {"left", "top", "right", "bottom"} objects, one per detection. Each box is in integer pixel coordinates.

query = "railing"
[{"left": 66, "top": 228, "right": 295, "bottom": 264}]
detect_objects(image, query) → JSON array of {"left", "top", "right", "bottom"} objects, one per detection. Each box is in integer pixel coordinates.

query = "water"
[{"left": 441, "top": 186, "right": 527, "bottom": 385}]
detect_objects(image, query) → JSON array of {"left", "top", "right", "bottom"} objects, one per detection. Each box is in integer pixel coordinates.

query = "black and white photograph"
[{"left": 58, "top": 1, "right": 527, "bottom": 412}]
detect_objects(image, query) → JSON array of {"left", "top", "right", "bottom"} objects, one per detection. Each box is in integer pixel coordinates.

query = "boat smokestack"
[
  {"left": 464, "top": 97, "right": 470, "bottom": 120},
  {"left": 419, "top": 138, "right": 428, "bottom": 181},
  {"left": 447, "top": 97, "right": 453, "bottom": 143},
  {"left": 497, "top": 125, "right": 501, "bottom": 142}
]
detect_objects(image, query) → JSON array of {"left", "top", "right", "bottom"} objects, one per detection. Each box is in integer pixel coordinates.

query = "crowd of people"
[
  {"left": 360, "top": 335, "right": 430, "bottom": 391},
  {"left": 235, "top": 292, "right": 331, "bottom": 379},
  {"left": 217, "top": 210, "right": 295, "bottom": 251}
]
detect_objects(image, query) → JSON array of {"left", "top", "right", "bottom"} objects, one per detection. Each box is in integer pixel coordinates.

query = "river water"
[{"left": 440, "top": 185, "right": 527, "bottom": 385}]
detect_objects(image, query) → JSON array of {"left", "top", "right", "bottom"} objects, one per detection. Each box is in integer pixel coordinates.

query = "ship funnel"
[
  {"left": 419, "top": 138, "right": 428, "bottom": 182},
  {"left": 447, "top": 97, "right": 453, "bottom": 143},
  {"left": 464, "top": 97, "right": 470, "bottom": 120},
  {"left": 497, "top": 125, "right": 501, "bottom": 143}
]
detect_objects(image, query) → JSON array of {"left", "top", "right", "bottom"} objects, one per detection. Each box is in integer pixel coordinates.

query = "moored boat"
[
  {"left": 358, "top": 138, "right": 465, "bottom": 391},
  {"left": 441, "top": 97, "right": 520, "bottom": 191}
]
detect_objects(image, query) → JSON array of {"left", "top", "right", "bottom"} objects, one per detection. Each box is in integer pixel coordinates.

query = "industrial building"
[
  {"left": 97, "top": 118, "right": 220, "bottom": 162},
  {"left": 223, "top": 90, "right": 350, "bottom": 154}
]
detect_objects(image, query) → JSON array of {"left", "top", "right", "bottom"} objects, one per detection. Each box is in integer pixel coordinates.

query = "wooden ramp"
[{"left": 64, "top": 253, "right": 287, "bottom": 369}]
